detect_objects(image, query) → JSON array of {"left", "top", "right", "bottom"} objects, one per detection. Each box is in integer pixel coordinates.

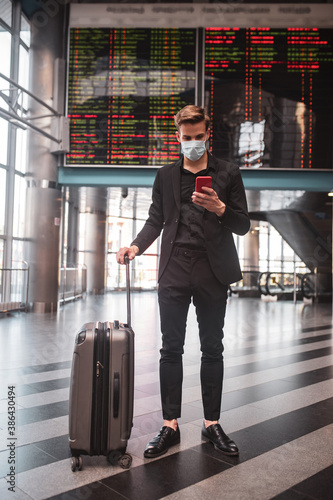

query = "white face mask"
[{"left": 181, "top": 139, "right": 207, "bottom": 161}]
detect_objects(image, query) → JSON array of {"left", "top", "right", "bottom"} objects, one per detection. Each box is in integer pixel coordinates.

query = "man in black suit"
[{"left": 117, "top": 105, "right": 250, "bottom": 459}]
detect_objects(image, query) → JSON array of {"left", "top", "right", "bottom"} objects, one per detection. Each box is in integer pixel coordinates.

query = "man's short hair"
[{"left": 174, "top": 105, "right": 211, "bottom": 132}]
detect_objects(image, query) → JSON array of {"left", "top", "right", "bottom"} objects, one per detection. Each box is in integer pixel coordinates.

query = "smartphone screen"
[{"left": 195, "top": 176, "right": 212, "bottom": 193}]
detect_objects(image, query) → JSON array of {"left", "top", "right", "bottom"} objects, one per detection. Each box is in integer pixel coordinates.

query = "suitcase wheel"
[
  {"left": 108, "top": 450, "right": 132, "bottom": 469},
  {"left": 71, "top": 456, "right": 83, "bottom": 472},
  {"left": 119, "top": 453, "right": 132, "bottom": 470}
]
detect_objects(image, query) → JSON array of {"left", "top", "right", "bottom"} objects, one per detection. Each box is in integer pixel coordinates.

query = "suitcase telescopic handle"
[{"left": 124, "top": 254, "right": 131, "bottom": 327}]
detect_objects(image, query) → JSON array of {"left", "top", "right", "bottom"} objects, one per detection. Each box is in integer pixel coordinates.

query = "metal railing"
[
  {"left": 229, "top": 267, "right": 331, "bottom": 302},
  {"left": 0, "top": 261, "right": 30, "bottom": 313},
  {"left": 230, "top": 270, "right": 261, "bottom": 293},
  {"left": 259, "top": 271, "right": 297, "bottom": 297},
  {"left": 59, "top": 264, "right": 87, "bottom": 304},
  {"left": 258, "top": 269, "right": 330, "bottom": 302},
  {"left": 301, "top": 273, "right": 317, "bottom": 299},
  {"left": 299, "top": 270, "right": 331, "bottom": 301}
]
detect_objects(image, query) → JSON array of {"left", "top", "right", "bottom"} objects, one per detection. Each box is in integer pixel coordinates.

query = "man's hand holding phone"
[{"left": 192, "top": 176, "right": 226, "bottom": 217}]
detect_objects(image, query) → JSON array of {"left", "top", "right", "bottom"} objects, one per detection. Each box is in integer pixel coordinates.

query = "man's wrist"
[
  {"left": 215, "top": 201, "right": 226, "bottom": 218},
  {"left": 131, "top": 244, "right": 139, "bottom": 255}
]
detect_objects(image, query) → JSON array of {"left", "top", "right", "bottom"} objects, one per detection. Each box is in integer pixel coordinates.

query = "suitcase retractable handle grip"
[{"left": 124, "top": 254, "right": 131, "bottom": 327}]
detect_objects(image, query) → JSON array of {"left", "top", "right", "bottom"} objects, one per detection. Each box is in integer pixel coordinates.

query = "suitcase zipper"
[
  {"left": 96, "top": 361, "right": 103, "bottom": 377},
  {"left": 101, "top": 324, "right": 110, "bottom": 454},
  {"left": 91, "top": 323, "right": 110, "bottom": 455}
]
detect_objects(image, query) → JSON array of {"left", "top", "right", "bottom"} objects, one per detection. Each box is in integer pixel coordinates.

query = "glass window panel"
[
  {"left": 283, "top": 261, "right": 294, "bottom": 273},
  {"left": 107, "top": 187, "right": 153, "bottom": 220},
  {"left": 20, "top": 14, "right": 30, "bottom": 46},
  {"left": 282, "top": 240, "right": 295, "bottom": 260},
  {"left": 0, "top": 238, "right": 3, "bottom": 268},
  {"left": 108, "top": 216, "right": 133, "bottom": 260},
  {"left": 282, "top": 239, "right": 294, "bottom": 272},
  {"left": 13, "top": 174, "right": 26, "bottom": 238},
  {"left": 12, "top": 238, "right": 24, "bottom": 263},
  {"left": 0, "top": 118, "right": 8, "bottom": 165},
  {"left": 105, "top": 186, "right": 159, "bottom": 290},
  {"left": 269, "top": 226, "right": 282, "bottom": 265},
  {"left": 258, "top": 222, "right": 269, "bottom": 271},
  {"left": 0, "top": 168, "right": 6, "bottom": 234},
  {"left": 15, "top": 128, "right": 27, "bottom": 173},
  {"left": 11, "top": 240, "right": 27, "bottom": 305},
  {"left": 78, "top": 212, "right": 85, "bottom": 266},
  {"left": 233, "top": 233, "right": 245, "bottom": 270},
  {"left": 0, "top": 0, "right": 12, "bottom": 27},
  {"left": 0, "top": 30, "right": 11, "bottom": 77},
  {"left": 62, "top": 200, "right": 69, "bottom": 265},
  {"left": 0, "top": 238, "right": 3, "bottom": 303},
  {"left": 0, "top": 75, "right": 10, "bottom": 112}
]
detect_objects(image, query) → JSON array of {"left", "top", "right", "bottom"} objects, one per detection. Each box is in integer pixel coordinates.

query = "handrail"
[
  {"left": 0, "top": 71, "right": 63, "bottom": 145},
  {"left": 0, "top": 261, "right": 30, "bottom": 313},
  {"left": 0, "top": 72, "right": 61, "bottom": 115},
  {"left": 258, "top": 268, "right": 329, "bottom": 302},
  {"left": 265, "top": 272, "right": 287, "bottom": 295},
  {"left": 300, "top": 271, "right": 320, "bottom": 300},
  {"left": 59, "top": 264, "right": 87, "bottom": 304},
  {"left": 0, "top": 107, "right": 60, "bottom": 143}
]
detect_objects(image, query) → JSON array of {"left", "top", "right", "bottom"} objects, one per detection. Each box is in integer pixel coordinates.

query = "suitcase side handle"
[
  {"left": 113, "top": 372, "right": 120, "bottom": 418},
  {"left": 124, "top": 255, "right": 131, "bottom": 327}
]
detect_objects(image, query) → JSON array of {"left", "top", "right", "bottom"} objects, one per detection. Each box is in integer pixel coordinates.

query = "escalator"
[
  {"left": 249, "top": 191, "right": 332, "bottom": 300},
  {"left": 230, "top": 271, "right": 329, "bottom": 302}
]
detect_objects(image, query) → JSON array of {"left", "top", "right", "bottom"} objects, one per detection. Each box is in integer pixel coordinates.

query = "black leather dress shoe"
[
  {"left": 144, "top": 426, "right": 180, "bottom": 458},
  {"left": 202, "top": 423, "right": 239, "bottom": 456}
]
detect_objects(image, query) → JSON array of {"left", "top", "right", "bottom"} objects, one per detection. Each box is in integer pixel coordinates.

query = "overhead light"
[{"left": 328, "top": 190, "right": 333, "bottom": 197}]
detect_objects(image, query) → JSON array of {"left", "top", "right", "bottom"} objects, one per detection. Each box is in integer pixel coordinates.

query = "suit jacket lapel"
[{"left": 171, "top": 158, "right": 182, "bottom": 213}]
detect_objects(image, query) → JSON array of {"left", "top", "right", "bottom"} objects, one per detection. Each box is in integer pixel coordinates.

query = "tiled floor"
[{"left": 0, "top": 293, "right": 332, "bottom": 499}]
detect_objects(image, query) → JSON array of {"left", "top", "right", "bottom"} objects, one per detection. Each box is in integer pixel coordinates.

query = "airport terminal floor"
[{"left": 0, "top": 292, "right": 332, "bottom": 500}]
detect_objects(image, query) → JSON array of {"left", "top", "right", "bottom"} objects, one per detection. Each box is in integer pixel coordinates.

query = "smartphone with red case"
[{"left": 195, "top": 176, "right": 212, "bottom": 193}]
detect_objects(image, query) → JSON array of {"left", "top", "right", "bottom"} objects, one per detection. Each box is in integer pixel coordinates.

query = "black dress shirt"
[{"left": 174, "top": 160, "right": 215, "bottom": 251}]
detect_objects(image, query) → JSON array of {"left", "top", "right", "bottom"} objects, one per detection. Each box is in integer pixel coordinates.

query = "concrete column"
[
  {"left": 243, "top": 191, "right": 260, "bottom": 271},
  {"left": 66, "top": 187, "right": 80, "bottom": 266},
  {"left": 244, "top": 227, "right": 260, "bottom": 267},
  {"left": 242, "top": 191, "right": 260, "bottom": 289},
  {"left": 83, "top": 188, "right": 107, "bottom": 295},
  {"left": 24, "top": 7, "right": 65, "bottom": 312},
  {"left": 243, "top": 225, "right": 260, "bottom": 289}
]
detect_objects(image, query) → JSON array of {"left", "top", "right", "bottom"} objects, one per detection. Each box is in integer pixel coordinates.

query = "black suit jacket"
[{"left": 131, "top": 154, "right": 250, "bottom": 285}]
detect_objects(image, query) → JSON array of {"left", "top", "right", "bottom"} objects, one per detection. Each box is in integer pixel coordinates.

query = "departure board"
[
  {"left": 67, "top": 28, "right": 196, "bottom": 166},
  {"left": 205, "top": 28, "right": 333, "bottom": 169}
]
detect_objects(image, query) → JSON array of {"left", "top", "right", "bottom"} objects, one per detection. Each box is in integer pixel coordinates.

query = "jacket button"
[
  {"left": 175, "top": 218, "right": 178, "bottom": 223},
  {"left": 170, "top": 240, "right": 173, "bottom": 244}
]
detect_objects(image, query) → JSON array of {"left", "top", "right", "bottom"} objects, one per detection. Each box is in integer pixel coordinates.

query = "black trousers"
[{"left": 158, "top": 247, "right": 228, "bottom": 421}]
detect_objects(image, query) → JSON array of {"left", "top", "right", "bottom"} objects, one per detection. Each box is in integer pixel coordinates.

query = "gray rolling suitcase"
[{"left": 69, "top": 258, "right": 134, "bottom": 471}]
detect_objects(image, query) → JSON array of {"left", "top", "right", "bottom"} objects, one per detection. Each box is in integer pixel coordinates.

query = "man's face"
[{"left": 176, "top": 121, "right": 210, "bottom": 143}]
